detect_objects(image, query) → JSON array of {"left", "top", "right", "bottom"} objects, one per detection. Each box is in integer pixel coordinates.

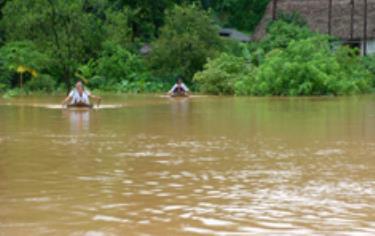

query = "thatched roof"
[{"left": 253, "top": 0, "right": 375, "bottom": 41}]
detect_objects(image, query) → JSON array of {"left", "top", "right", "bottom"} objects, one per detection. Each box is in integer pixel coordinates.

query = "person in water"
[
  {"left": 167, "top": 78, "right": 190, "bottom": 96},
  {"left": 62, "top": 81, "right": 101, "bottom": 107}
]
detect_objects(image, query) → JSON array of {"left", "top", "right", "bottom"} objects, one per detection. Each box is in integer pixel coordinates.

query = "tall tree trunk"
[
  {"left": 363, "top": 0, "right": 368, "bottom": 55},
  {"left": 350, "top": 0, "right": 354, "bottom": 40},
  {"left": 272, "top": 0, "right": 278, "bottom": 20},
  {"left": 19, "top": 73, "right": 23, "bottom": 88},
  {"left": 328, "top": 0, "right": 332, "bottom": 35}
]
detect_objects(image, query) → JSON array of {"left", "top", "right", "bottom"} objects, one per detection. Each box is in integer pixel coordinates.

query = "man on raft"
[
  {"left": 62, "top": 81, "right": 101, "bottom": 107},
  {"left": 167, "top": 78, "right": 190, "bottom": 97}
]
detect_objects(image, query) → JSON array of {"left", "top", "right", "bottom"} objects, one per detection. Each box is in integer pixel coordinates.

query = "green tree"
[
  {"left": 112, "top": 0, "right": 201, "bottom": 40},
  {"left": 103, "top": 7, "right": 132, "bottom": 48},
  {"left": 1, "top": 0, "right": 104, "bottom": 91},
  {"left": 260, "top": 20, "right": 314, "bottom": 52},
  {"left": 148, "top": 4, "right": 222, "bottom": 83},
  {"left": 0, "top": 0, "right": 5, "bottom": 45}
]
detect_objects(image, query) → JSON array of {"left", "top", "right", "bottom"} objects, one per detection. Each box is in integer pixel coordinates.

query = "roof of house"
[
  {"left": 219, "top": 28, "right": 251, "bottom": 42},
  {"left": 252, "top": 0, "right": 375, "bottom": 41}
]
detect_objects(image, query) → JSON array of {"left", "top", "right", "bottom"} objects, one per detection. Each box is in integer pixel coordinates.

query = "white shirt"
[
  {"left": 68, "top": 89, "right": 91, "bottom": 105},
  {"left": 169, "top": 83, "right": 189, "bottom": 93}
]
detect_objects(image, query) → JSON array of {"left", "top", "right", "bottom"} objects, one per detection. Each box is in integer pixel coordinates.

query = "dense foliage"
[
  {"left": 259, "top": 20, "right": 313, "bottom": 53},
  {"left": 194, "top": 51, "right": 252, "bottom": 95},
  {"left": 78, "top": 42, "right": 165, "bottom": 93},
  {"left": 148, "top": 4, "right": 222, "bottom": 84},
  {"left": 1, "top": 0, "right": 104, "bottom": 90},
  {"left": 0, "top": 41, "right": 49, "bottom": 90},
  {"left": 0, "top": 0, "right": 374, "bottom": 96},
  {"left": 363, "top": 55, "right": 375, "bottom": 78},
  {"left": 238, "top": 37, "right": 372, "bottom": 96},
  {"left": 195, "top": 19, "right": 374, "bottom": 96},
  {"left": 1, "top": 0, "right": 267, "bottom": 94}
]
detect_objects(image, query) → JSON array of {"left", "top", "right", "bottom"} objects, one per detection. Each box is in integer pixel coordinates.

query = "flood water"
[{"left": 0, "top": 95, "right": 374, "bottom": 236}]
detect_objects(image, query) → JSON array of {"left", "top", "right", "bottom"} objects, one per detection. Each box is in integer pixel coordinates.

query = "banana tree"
[
  {"left": 16, "top": 65, "right": 38, "bottom": 88},
  {"left": 0, "top": 41, "right": 47, "bottom": 88}
]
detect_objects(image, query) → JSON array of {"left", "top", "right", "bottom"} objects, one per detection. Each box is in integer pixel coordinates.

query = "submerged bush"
[
  {"left": 195, "top": 33, "right": 372, "bottom": 96},
  {"left": 194, "top": 53, "right": 253, "bottom": 95},
  {"left": 112, "top": 80, "right": 168, "bottom": 93},
  {"left": 240, "top": 37, "right": 372, "bottom": 96},
  {"left": 362, "top": 55, "right": 375, "bottom": 83}
]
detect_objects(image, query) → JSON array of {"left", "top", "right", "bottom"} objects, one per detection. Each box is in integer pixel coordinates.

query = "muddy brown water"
[{"left": 0, "top": 95, "right": 374, "bottom": 236}]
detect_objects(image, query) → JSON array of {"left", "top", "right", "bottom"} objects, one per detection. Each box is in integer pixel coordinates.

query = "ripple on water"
[
  {"left": 114, "top": 151, "right": 171, "bottom": 158},
  {"left": 100, "top": 203, "right": 129, "bottom": 209},
  {"left": 314, "top": 148, "right": 344, "bottom": 156},
  {"left": 82, "top": 231, "right": 110, "bottom": 236},
  {"left": 92, "top": 215, "right": 129, "bottom": 223},
  {"left": 197, "top": 217, "right": 235, "bottom": 227},
  {"left": 77, "top": 176, "right": 114, "bottom": 182}
]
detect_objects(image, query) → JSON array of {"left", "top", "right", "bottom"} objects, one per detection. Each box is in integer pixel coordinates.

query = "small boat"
[
  {"left": 66, "top": 103, "right": 93, "bottom": 110},
  {"left": 170, "top": 92, "right": 190, "bottom": 98}
]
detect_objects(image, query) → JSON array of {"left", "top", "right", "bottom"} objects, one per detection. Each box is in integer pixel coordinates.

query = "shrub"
[
  {"left": 241, "top": 37, "right": 372, "bottom": 96},
  {"left": 362, "top": 55, "right": 375, "bottom": 85},
  {"left": 0, "top": 59, "right": 12, "bottom": 91},
  {"left": 234, "top": 71, "right": 258, "bottom": 96},
  {"left": 194, "top": 53, "right": 253, "bottom": 95},
  {"left": 113, "top": 80, "right": 167, "bottom": 93},
  {"left": 24, "top": 74, "right": 56, "bottom": 92},
  {"left": 78, "top": 42, "right": 150, "bottom": 90},
  {"left": 196, "top": 33, "right": 372, "bottom": 96},
  {"left": 2, "top": 88, "right": 23, "bottom": 99}
]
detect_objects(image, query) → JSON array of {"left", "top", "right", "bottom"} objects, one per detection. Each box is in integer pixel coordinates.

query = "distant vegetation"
[
  {"left": 196, "top": 20, "right": 374, "bottom": 96},
  {"left": 0, "top": 0, "right": 374, "bottom": 96},
  {"left": 196, "top": 13, "right": 374, "bottom": 96}
]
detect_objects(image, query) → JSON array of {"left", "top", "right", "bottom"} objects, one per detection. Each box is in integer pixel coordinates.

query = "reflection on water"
[
  {"left": 63, "top": 110, "right": 91, "bottom": 132},
  {"left": 170, "top": 97, "right": 190, "bottom": 115},
  {"left": 170, "top": 97, "right": 190, "bottom": 132},
  {"left": 0, "top": 95, "right": 374, "bottom": 235}
]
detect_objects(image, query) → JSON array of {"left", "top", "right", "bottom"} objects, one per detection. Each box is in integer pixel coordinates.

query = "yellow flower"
[
  {"left": 16, "top": 65, "right": 38, "bottom": 77},
  {"left": 16, "top": 65, "right": 27, "bottom": 73}
]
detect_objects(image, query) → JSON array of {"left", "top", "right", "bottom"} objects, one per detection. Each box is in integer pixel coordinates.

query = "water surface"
[{"left": 0, "top": 95, "right": 374, "bottom": 235}]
